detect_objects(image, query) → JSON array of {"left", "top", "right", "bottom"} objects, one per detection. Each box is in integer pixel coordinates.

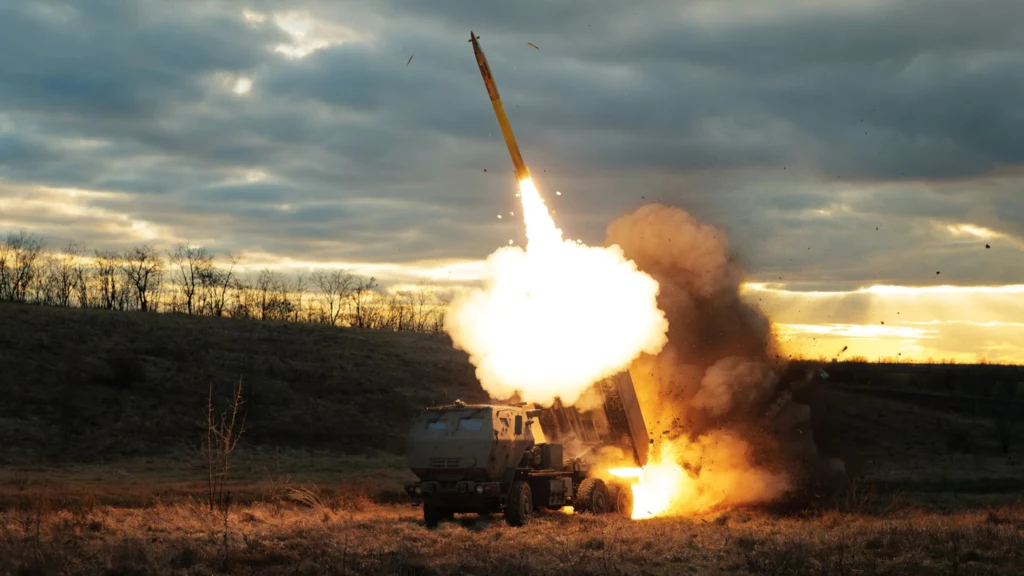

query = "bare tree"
[
  {"left": 0, "top": 233, "right": 452, "bottom": 336},
  {"left": 311, "top": 269, "right": 354, "bottom": 326},
  {"left": 120, "top": 245, "right": 163, "bottom": 311},
  {"left": 203, "top": 379, "right": 246, "bottom": 512},
  {"left": 428, "top": 292, "right": 451, "bottom": 334},
  {"left": 349, "top": 276, "right": 379, "bottom": 328},
  {"left": 72, "top": 244, "right": 92, "bottom": 308},
  {"left": 94, "top": 250, "right": 123, "bottom": 310},
  {"left": 255, "top": 269, "right": 276, "bottom": 321},
  {"left": 253, "top": 269, "right": 294, "bottom": 321},
  {"left": 33, "top": 254, "right": 57, "bottom": 306},
  {"left": 208, "top": 253, "right": 240, "bottom": 318},
  {"left": 0, "top": 232, "right": 45, "bottom": 303},
  {"left": 228, "top": 278, "right": 255, "bottom": 319},
  {"left": 411, "top": 287, "right": 435, "bottom": 333},
  {"left": 49, "top": 242, "right": 80, "bottom": 307},
  {"left": 383, "top": 290, "right": 414, "bottom": 331},
  {"left": 289, "top": 272, "right": 307, "bottom": 323},
  {"left": 169, "top": 243, "right": 215, "bottom": 315}
]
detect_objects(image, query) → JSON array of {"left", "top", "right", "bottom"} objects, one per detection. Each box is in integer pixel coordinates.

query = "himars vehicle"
[
  {"left": 405, "top": 372, "right": 647, "bottom": 526},
  {"left": 407, "top": 32, "right": 845, "bottom": 527},
  {"left": 405, "top": 366, "right": 844, "bottom": 527}
]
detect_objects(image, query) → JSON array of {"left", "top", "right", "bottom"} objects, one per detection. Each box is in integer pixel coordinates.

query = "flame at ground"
[
  {"left": 445, "top": 178, "right": 669, "bottom": 405},
  {"left": 609, "top": 435, "right": 790, "bottom": 520},
  {"left": 610, "top": 443, "right": 690, "bottom": 520}
]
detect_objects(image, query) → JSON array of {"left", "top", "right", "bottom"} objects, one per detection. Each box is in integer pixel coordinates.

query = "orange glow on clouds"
[{"left": 745, "top": 283, "right": 1024, "bottom": 363}]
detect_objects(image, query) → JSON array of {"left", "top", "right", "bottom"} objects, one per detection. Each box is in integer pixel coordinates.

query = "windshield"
[
  {"left": 426, "top": 420, "right": 446, "bottom": 430},
  {"left": 457, "top": 418, "right": 484, "bottom": 431}
]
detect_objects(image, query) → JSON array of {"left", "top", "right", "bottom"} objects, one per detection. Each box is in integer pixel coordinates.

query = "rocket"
[{"left": 469, "top": 31, "right": 531, "bottom": 182}]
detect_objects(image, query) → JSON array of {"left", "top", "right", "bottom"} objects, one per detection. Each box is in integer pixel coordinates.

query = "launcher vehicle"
[{"left": 405, "top": 372, "right": 648, "bottom": 527}]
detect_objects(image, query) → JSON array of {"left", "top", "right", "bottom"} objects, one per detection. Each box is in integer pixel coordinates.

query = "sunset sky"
[{"left": 1, "top": 0, "right": 1022, "bottom": 362}]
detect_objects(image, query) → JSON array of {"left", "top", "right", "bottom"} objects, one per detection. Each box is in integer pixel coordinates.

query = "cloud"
[
  {"left": 0, "top": 0, "right": 1020, "bottom": 302},
  {"left": 749, "top": 282, "right": 1024, "bottom": 362}
]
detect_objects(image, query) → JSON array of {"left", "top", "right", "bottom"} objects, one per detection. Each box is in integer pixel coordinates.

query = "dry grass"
[
  {"left": 0, "top": 452, "right": 413, "bottom": 509},
  {"left": 3, "top": 495, "right": 1024, "bottom": 575}
]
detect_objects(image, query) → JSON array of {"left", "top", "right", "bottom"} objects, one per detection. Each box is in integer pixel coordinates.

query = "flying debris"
[
  {"left": 527, "top": 42, "right": 539, "bottom": 50},
  {"left": 406, "top": 55, "right": 414, "bottom": 67},
  {"left": 469, "top": 31, "right": 531, "bottom": 182}
]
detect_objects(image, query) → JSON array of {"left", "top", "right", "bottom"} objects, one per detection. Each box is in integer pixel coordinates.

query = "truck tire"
[
  {"left": 609, "top": 483, "right": 633, "bottom": 518},
  {"left": 574, "top": 478, "right": 610, "bottom": 514},
  {"left": 505, "top": 481, "right": 533, "bottom": 527},
  {"left": 423, "top": 502, "right": 443, "bottom": 528}
]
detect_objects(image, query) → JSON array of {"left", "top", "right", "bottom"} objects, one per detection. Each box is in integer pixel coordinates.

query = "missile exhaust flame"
[
  {"left": 446, "top": 33, "right": 668, "bottom": 407},
  {"left": 445, "top": 176, "right": 668, "bottom": 405}
]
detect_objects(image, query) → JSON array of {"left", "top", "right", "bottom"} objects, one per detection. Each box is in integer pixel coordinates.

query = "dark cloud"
[{"left": 0, "top": 0, "right": 1020, "bottom": 289}]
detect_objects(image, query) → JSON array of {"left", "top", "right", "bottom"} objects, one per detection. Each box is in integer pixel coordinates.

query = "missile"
[{"left": 469, "top": 31, "right": 531, "bottom": 182}]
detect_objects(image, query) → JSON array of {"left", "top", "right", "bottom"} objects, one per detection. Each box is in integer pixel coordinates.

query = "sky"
[{"left": 0, "top": 0, "right": 1022, "bottom": 362}]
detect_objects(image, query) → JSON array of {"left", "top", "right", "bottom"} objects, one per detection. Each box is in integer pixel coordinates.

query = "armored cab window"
[
  {"left": 426, "top": 420, "right": 446, "bottom": 430},
  {"left": 457, "top": 418, "right": 484, "bottom": 431},
  {"left": 514, "top": 415, "right": 523, "bottom": 435}
]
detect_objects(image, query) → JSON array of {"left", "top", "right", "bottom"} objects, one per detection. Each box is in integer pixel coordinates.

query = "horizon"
[{"left": 2, "top": 228, "right": 1022, "bottom": 365}]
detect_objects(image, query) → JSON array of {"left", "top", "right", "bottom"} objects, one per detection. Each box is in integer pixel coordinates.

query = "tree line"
[{"left": 0, "top": 231, "right": 449, "bottom": 334}]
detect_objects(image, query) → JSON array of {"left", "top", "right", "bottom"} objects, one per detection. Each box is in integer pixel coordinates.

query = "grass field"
[
  {"left": 4, "top": 303, "right": 1024, "bottom": 574},
  {"left": 4, "top": 497, "right": 1024, "bottom": 575}
]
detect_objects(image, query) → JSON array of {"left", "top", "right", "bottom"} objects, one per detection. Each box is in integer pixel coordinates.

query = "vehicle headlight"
[
  {"left": 414, "top": 486, "right": 422, "bottom": 495},
  {"left": 475, "top": 485, "right": 485, "bottom": 494}
]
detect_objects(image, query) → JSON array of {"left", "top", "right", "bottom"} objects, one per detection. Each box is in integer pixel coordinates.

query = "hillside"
[
  {"left": 4, "top": 301, "right": 1024, "bottom": 502},
  {"left": 0, "top": 302, "right": 486, "bottom": 464}
]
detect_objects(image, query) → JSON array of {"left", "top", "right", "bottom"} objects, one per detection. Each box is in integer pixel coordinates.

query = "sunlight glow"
[
  {"left": 232, "top": 77, "right": 253, "bottom": 95},
  {"left": 269, "top": 11, "right": 365, "bottom": 58},
  {"left": 945, "top": 223, "right": 1000, "bottom": 239}
]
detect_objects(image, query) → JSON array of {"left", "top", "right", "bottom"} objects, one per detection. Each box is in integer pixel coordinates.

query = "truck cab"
[
  {"left": 406, "top": 402, "right": 543, "bottom": 523},
  {"left": 407, "top": 371, "right": 647, "bottom": 527}
]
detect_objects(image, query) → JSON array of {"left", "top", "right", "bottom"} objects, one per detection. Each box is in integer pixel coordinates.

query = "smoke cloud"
[
  {"left": 605, "top": 203, "right": 784, "bottom": 429},
  {"left": 606, "top": 203, "right": 792, "bottom": 508}
]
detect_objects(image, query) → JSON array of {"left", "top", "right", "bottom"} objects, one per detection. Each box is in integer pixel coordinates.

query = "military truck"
[{"left": 405, "top": 371, "right": 648, "bottom": 527}]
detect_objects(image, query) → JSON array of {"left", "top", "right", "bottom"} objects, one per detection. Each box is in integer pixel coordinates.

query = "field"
[
  {"left": 3, "top": 303, "right": 1024, "bottom": 575},
  {"left": 5, "top": 497, "right": 1024, "bottom": 574}
]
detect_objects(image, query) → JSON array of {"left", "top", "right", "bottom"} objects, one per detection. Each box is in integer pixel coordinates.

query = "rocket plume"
[{"left": 445, "top": 178, "right": 669, "bottom": 406}]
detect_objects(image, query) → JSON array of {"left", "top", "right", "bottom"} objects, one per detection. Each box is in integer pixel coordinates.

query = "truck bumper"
[{"left": 406, "top": 480, "right": 502, "bottom": 511}]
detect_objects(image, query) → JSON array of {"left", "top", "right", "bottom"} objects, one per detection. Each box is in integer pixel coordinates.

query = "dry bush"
[
  {"left": 286, "top": 485, "right": 334, "bottom": 517},
  {"left": 203, "top": 379, "right": 246, "bottom": 512}
]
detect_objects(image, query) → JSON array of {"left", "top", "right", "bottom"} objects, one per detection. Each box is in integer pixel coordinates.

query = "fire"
[
  {"left": 609, "top": 443, "right": 689, "bottom": 520},
  {"left": 609, "top": 434, "right": 791, "bottom": 520},
  {"left": 445, "top": 177, "right": 669, "bottom": 405}
]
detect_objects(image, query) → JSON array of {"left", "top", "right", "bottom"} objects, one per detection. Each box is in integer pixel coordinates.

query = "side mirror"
[{"left": 514, "top": 415, "right": 523, "bottom": 435}]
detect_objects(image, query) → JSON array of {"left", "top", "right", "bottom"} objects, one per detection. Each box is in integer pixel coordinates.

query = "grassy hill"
[
  {"left": 0, "top": 302, "right": 486, "bottom": 464},
  {"left": 3, "top": 301, "right": 1024, "bottom": 500}
]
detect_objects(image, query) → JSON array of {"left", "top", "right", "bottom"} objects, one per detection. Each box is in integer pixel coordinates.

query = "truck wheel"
[
  {"left": 609, "top": 484, "right": 633, "bottom": 518},
  {"left": 574, "top": 478, "right": 610, "bottom": 514},
  {"left": 423, "top": 502, "right": 443, "bottom": 528},
  {"left": 505, "top": 481, "right": 533, "bottom": 527}
]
